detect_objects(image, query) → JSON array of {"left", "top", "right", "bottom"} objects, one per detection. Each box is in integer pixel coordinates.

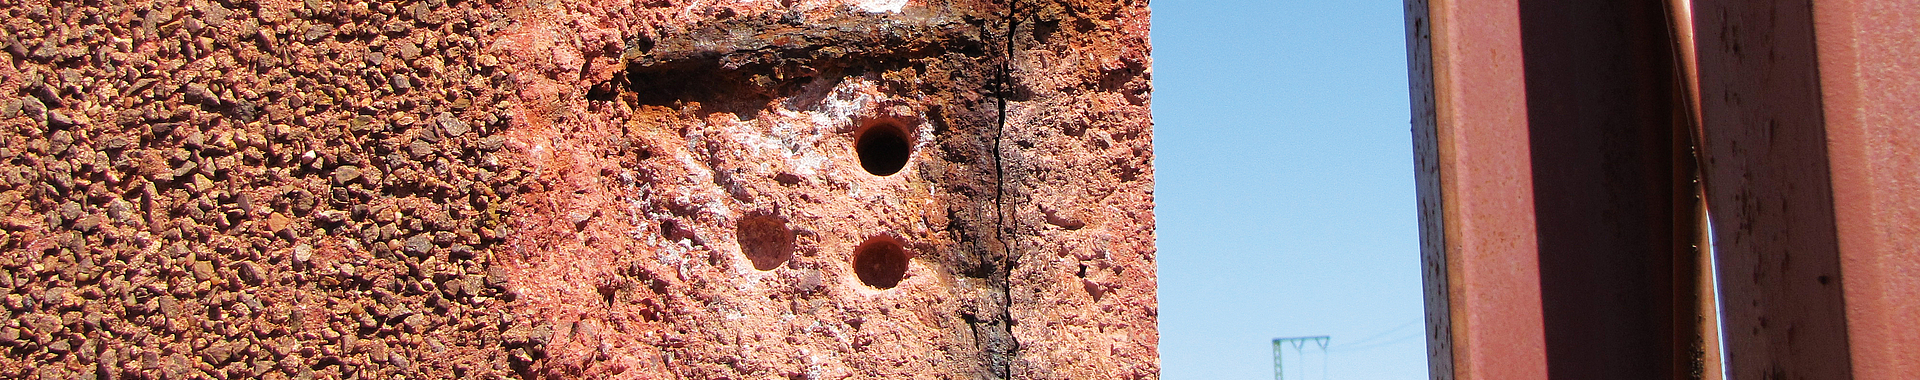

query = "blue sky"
[{"left": 1152, "top": 1, "right": 1426, "bottom": 379}]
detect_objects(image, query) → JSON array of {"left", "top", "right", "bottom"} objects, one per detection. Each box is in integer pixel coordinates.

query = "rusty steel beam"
[
  {"left": 1691, "top": 1, "right": 1920, "bottom": 377},
  {"left": 1406, "top": 0, "right": 1548, "bottom": 378},
  {"left": 1412, "top": 0, "right": 1715, "bottom": 378},
  {"left": 1812, "top": 0, "right": 1920, "bottom": 378},
  {"left": 1414, "top": 0, "right": 1920, "bottom": 376},
  {"left": 1664, "top": 3, "right": 1726, "bottom": 377},
  {"left": 1688, "top": 0, "right": 1855, "bottom": 378},
  {"left": 1516, "top": 0, "right": 1702, "bottom": 378}
]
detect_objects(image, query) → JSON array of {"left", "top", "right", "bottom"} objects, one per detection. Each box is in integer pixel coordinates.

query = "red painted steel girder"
[
  {"left": 1690, "top": 0, "right": 1920, "bottom": 378},
  {"left": 1816, "top": 1, "right": 1920, "bottom": 377},
  {"left": 1516, "top": 1, "right": 1701, "bottom": 378},
  {"left": 1409, "top": 0, "right": 1920, "bottom": 377},
  {"left": 1690, "top": 0, "right": 1853, "bottom": 376},
  {"left": 1410, "top": 0, "right": 1716, "bottom": 378},
  {"left": 1405, "top": 0, "right": 1548, "bottom": 378}
]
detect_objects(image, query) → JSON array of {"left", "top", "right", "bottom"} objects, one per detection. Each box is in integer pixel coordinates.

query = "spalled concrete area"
[{"left": 0, "top": 0, "right": 1153, "bottom": 378}]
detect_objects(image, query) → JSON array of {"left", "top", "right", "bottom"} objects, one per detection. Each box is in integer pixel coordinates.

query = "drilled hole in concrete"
[
  {"left": 856, "top": 123, "right": 911, "bottom": 176},
  {"left": 852, "top": 235, "right": 910, "bottom": 289},
  {"left": 736, "top": 215, "right": 795, "bottom": 271}
]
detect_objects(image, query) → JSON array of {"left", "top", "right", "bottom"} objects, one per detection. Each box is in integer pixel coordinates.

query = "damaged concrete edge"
[{"left": 600, "top": 2, "right": 1030, "bottom": 378}]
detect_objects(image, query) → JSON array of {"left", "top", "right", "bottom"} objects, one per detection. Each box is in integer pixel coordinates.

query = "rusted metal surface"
[
  {"left": 1516, "top": 0, "right": 1702, "bottom": 378},
  {"left": 1663, "top": 3, "right": 1725, "bottom": 377},
  {"left": 1812, "top": 0, "right": 1920, "bottom": 378},
  {"left": 1689, "top": 0, "right": 1855, "bottom": 378},
  {"left": 1402, "top": 0, "right": 1451, "bottom": 377},
  {"left": 1405, "top": 0, "right": 1548, "bottom": 378},
  {"left": 1694, "top": 198, "right": 1724, "bottom": 380},
  {"left": 1411, "top": 0, "right": 1713, "bottom": 377},
  {"left": 1413, "top": 0, "right": 1920, "bottom": 377}
]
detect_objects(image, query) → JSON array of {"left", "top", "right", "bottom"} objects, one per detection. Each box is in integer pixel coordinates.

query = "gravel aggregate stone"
[{"left": 0, "top": 0, "right": 531, "bottom": 377}]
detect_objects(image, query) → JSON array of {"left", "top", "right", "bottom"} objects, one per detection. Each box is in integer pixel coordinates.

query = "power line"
[
  {"left": 1330, "top": 330, "right": 1423, "bottom": 352},
  {"left": 1272, "top": 319, "right": 1428, "bottom": 379},
  {"left": 1337, "top": 318, "right": 1421, "bottom": 347}
]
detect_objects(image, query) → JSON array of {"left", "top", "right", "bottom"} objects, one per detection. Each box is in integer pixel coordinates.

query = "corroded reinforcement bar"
[
  {"left": 622, "top": 11, "right": 983, "bottom": 69},
  {"left": 612, "top": 9, "right": 994, "bottom": 115}
]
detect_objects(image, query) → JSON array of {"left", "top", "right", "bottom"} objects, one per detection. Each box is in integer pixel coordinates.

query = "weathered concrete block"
[{"left": 0, "top": 0, "right": 1151, "bottom": 378}]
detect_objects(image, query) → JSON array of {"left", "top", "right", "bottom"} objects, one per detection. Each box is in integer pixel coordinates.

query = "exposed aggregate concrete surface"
[{"left": 0, "top": 0, "right": 1153, "bottom": 378}]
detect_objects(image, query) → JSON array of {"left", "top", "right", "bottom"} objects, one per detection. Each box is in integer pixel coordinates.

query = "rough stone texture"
[
  {"left": 1005, "top": 1, "right": 1156, "bottom": 378},
  {"left": 0, "top": 0, "right": 1152, "bottom": 378}
]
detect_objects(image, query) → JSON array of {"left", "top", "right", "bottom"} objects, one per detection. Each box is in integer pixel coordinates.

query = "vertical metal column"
[
  {"left": 1688, "top": 0, "right": 1920, "bottom": 377},
  {"left": 1410, "top": 0, "right": 1712, "bottom": 378},
  {"left": 1273, "top": 339, "right": 1284, "bottom": 380},
  {"left": 1412, "top": 0, "right": 1920, "bottom": 377},
  {"left": 1809, "top": 0, "right": 1920, "bottom": 378},
  {"left": 1688, "top": 0, "right": 1854, "bottom": 378},
  {"left": 1517, "top": 0, "right": 1704, "bottom": 376},
  {"left": 1404, "top": 0, "right": 1548, "bottom": 378}
]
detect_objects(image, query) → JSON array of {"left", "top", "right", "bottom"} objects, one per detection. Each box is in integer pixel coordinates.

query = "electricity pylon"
[{"left": 1272, "top": 336, "right": 1330, "bottom": 380}]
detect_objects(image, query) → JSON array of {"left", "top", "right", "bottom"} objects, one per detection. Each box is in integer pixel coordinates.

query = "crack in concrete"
[{"left": 989, "top": 2, "right": 1025, "bottom": 378}]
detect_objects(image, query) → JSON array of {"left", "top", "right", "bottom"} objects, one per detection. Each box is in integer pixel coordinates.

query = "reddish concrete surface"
[
  {"left": 1002, "top": 1, "right": 1157, "bottom": 378},
  {"left": 1813, "top": 0, "right": 1920, "bottom": 378},
  {"left": 444, "top": 0, "right": 1160, "bottom": 378},
  {"left": 0, "top": 0, "right": 1156, "bottom": 379},
  {"left": 490, "top": 2, "right": 1026, "bottom": 376},
  {"left": 494, "top": 0, "right": 1155, "bottom": 377}
]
